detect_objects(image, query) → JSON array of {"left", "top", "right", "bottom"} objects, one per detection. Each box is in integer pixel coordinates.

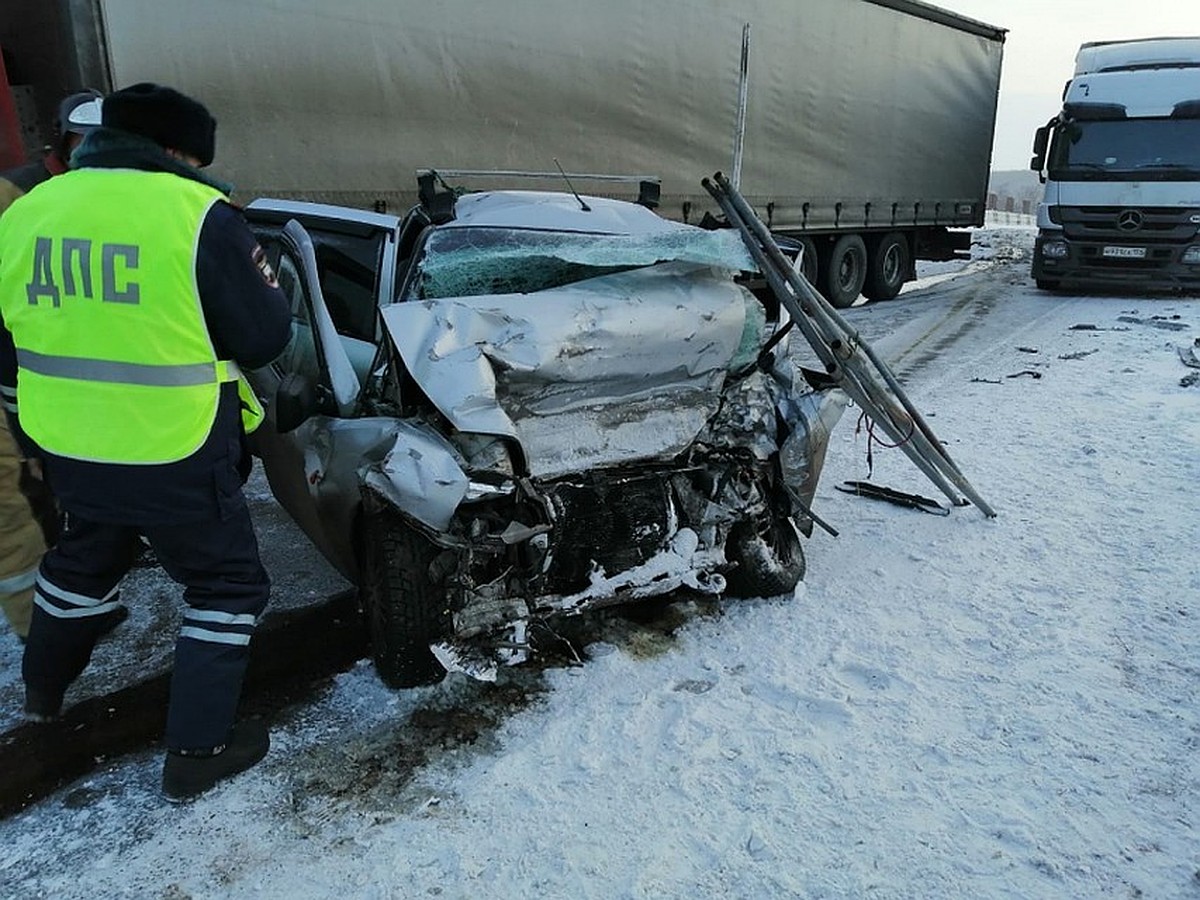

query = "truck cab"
[{"left": 1030, "top": 37, "right": 1200, "bottom": 291}]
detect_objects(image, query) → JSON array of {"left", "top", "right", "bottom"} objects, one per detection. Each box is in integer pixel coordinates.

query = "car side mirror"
[{"left": 275, "top": 372, "right": 317, "bottom": 434}]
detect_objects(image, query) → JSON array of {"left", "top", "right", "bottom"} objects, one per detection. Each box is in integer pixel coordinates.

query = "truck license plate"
[{"left": 1102, "top": 246, "right": 1146, "bottom": 259}]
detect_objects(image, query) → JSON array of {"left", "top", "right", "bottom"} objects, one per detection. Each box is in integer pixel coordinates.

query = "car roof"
[
  {"left": 243, "top": 198, "right": 402, "bottom": 231},
  {"left": 445, "top": 190, "right": 685, "bottom": 236},
  {"left": 244, "top": 191, "right": 692, "bottom": 239}
]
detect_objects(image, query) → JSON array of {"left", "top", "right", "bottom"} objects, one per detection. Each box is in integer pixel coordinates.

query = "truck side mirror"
[
  {"left": 1030, "top": 125, "right": 1050, "bottom": 174},
  {"left": 275, "top": 372, "right": 318, "bottom": 434}
]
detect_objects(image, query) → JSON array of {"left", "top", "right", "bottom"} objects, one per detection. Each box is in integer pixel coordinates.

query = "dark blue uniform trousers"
[{"left": 22, "top": 506, "right": 269, "bottom": 750}]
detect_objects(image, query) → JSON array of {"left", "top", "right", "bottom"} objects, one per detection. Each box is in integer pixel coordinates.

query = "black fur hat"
[{"left": 102, "top": 82, "right": 217, "bottom": 167}]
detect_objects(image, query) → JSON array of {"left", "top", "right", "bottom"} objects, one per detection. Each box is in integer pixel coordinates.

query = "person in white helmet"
[{"left": 0, "top": 90, "right": 104, "bottom": 215}]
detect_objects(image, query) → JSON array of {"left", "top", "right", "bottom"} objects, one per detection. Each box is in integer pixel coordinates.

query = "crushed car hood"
[{"left": 382, "top": 261, "right": 763, "bottom": 479}]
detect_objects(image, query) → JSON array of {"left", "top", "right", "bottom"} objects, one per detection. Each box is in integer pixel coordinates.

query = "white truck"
[
  {"left": 1, "top": 0, "right": 1003, "bottom": 308},
  {"left": 1030, "top": 37, "right": 1200, "bottom": 291}
]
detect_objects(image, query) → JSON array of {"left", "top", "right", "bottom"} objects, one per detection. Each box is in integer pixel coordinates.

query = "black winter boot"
[
  {"left": 23, "top": 686, "right": 65, "bottom": 723},
  {"left": 161, "top": 720, "right": 270, "bottom": 803}
]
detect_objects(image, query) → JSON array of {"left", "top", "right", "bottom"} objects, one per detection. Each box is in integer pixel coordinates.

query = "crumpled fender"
[
  {"left": 772, "top": 363, "right": 848, "bottom": 520},
  {"left": 358, "top": 421, "right": 471, "bottom": 532}
]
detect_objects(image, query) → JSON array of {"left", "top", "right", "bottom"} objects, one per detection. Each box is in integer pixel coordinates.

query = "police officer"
[
  {"left": 0, "top": 82, "right": 291, "bottom": 802},
  {"left": 0, "top": 91, "right": 105, "bottom": 642}
]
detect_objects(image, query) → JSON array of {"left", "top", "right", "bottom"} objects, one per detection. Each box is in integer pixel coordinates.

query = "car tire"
[
  {"left": 863, "top": 232, "right": 910, "bottom": 301},
  {"left": 359, "top": 506, "right": 451, "bottom": 688},
  {"left": 820, "top": 234, "right": 868, "bottom": 309},
  {"left": 1035, "top": 278, "right": 1061, "bottom": 291},
  {"left": 723, "top": 516, "right": 806, "bottom": 598}
]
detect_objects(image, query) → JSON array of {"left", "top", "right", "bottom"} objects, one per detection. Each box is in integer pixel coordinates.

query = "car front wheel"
[
  {"left": 723, "top": 516, "right": 806, "bottom": 598},
  {"left": 358, "top": 505, "right": 452, "bottom": 688}
]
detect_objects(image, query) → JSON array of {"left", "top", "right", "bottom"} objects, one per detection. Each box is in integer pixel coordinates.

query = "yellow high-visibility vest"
[{"left": 0, "top": 168, "right": 263, "bottom": 464}]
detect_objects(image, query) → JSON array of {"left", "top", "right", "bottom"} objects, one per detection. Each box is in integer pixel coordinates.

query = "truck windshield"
[{"left": 1049, "top": 118, "right": 1200, "bottom": 180}]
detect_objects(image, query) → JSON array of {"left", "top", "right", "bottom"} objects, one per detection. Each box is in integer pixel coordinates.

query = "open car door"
[{"left": 247, "top": 220, "right": 364, "bottom": 574}]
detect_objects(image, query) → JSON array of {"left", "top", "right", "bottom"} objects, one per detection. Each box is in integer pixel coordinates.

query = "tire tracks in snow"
[{"left": 846, "top": 240, "right": 1082, "bottom": 391}]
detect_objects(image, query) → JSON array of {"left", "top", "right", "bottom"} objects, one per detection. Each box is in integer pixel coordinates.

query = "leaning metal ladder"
[{"left": 703, "top": 172, "right": 996, "bottom": 518}]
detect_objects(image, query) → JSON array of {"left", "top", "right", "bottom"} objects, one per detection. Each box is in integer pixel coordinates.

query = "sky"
[{"left": 930, "top": 0, "right": 1198, "bottom": 170}]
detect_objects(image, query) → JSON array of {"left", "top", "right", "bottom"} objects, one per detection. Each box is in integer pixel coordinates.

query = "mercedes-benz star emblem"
[{"left": 1116, "top": 210, "right": 1144, "bottom": 232}]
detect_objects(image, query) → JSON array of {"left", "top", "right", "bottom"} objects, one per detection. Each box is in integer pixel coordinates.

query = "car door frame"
[{"left": 249, "top": 219, "right": 365, "bottom": 576}]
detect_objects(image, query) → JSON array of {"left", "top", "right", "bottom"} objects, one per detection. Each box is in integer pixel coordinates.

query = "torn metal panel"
[
  {"left": 695, "top": 367, "right": 783, "bottom": 462},
  {"left": 775, "top": 367, "right": 851, "bottom": 517},
  {"left": 288, "top": 416, "right": 471, "bottom": 572},
  {"left": 358, "top": 422, "right": 471, "bottom": 532},
  {"left": 383, "top": 261, "right": 759, "bottom": 479},
  {"left": 534, "top": 527, "right": 728, "bottom": 615},
  {"left": 430, "top": 523, "right": 734, "bottom": 683}
]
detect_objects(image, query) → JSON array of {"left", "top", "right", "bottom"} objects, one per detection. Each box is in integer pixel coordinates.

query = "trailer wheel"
[
  {"left": 358, "top": 506, "right": 452, "bottom": 688},
  {"left": 864, "top": 232, "right": 910, "bottom": 301},
  {"left": 724, "top": 517, "right": 806, "bottom": 599},
  {"left": 821, "top": 234, "right": 867, "bottom": 309}
]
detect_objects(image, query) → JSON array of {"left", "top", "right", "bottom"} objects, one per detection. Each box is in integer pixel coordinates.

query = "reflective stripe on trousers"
[
  {"left": 179, "top": 608, "right": 258, "bottom": 647},
  {"left": 0, "top": 565, "right": 37, "bottom": 595},
  {"left": 23, "top": 506, "right": 270, "bottom": 748},
  {"left": 33, "top": 570, "right": 122, "bottom": 620}
]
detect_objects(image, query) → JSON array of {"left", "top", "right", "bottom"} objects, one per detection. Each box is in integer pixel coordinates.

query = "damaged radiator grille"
[{"left": 539, "top": 473, "right": 673, "bottom": 593}]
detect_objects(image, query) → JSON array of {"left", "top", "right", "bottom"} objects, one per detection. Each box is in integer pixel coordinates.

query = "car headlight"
[
  {"left": 1041, "top": 241, "right": 1069, "bottom": 259},
  {"left": 1182, "top": 245, "right": 1200, "bottom": 265}
]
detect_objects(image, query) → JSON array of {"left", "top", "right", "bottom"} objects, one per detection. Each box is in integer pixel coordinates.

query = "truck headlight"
[
  {"left": 1182, "top": 245, "right": 1200, "bottom": 265},
  {"left": 1041, "top": 240, "right": 1069, "bottom": 259}
]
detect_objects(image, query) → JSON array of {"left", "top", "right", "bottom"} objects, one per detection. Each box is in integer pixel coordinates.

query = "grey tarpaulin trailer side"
[{"left": 3, "top": 0, "right": 1003, "bottom": 303}]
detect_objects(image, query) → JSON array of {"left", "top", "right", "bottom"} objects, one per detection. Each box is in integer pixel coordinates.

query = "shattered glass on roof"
[{"left": 410, "top": 226, "right": 757, "bottom": 300}]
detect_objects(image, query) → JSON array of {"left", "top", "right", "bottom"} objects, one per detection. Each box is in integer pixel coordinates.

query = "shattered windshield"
[
  {"left": 1049, "top": 118, "right": 1200, "bottom": 180},
  {"left": 407, "top": 226, "right": 757, "bottom": 300}
]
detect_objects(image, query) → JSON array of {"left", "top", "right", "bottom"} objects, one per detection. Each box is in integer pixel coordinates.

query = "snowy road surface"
[{"left": 1, "top": 225, "right": 1197, "bottom": 899}]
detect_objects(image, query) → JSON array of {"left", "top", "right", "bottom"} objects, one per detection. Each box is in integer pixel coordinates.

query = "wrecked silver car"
[{"left": 244, "top": 180, "right": 846, "bottom": 687}]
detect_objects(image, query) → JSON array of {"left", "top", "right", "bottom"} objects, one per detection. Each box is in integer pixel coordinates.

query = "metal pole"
[
  {"left": 703, "top": 180, "right": 967, "bottom": 505},
  {"left": 709, "top": 172, "right": 994, "bottom": 511},
  {"left": 730, "top": 23, "right": 750, "bottom": 190}
]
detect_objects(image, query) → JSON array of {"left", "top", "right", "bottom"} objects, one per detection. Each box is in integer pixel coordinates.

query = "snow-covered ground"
[{"left": 2, "top": 225, "right": 1198, "bottom": 899}]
